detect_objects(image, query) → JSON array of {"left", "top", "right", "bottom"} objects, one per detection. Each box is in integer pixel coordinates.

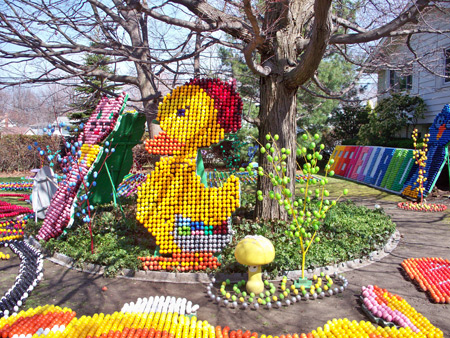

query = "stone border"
[{"left": 25, "top": 229, "right": 401, "bottom": 284}]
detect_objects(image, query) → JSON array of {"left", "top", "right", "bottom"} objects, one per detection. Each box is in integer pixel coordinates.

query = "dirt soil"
[{"left": 1, "top": 196, "right": 450, "bottom": 336}]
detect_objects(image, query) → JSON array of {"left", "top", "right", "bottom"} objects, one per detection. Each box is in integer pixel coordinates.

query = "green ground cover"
[{"left": 20, "top": 174, "right": 397, "bottom": 277}]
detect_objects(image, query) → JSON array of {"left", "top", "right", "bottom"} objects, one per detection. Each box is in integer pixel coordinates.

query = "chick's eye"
[
  {"left": 434, "top": 115, "right": 445, "bottom": 128},
  {"left": 177, "top": 108, "right": 185, "bottom": 117}
]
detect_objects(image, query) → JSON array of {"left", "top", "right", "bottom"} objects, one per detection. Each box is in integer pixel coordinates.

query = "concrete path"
[{"left": 1, "top": 196, "right": 449, "bottom": 336}]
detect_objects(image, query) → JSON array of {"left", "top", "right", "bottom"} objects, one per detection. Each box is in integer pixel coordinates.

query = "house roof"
[
  {"left": 0, "top": 117, "right": 18, "bottom": 128},
  {"left": 0, "top": 126, "right": 34, "bottom": 136}
]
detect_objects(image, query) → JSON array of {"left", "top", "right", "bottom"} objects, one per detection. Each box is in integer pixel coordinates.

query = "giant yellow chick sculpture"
[{"left": 137, "top": 78, "right": 243, "bottom": 271}]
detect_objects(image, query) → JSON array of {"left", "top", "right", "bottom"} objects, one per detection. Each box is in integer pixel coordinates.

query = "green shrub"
[
  {"left": 31, "top": 199, "right": 395, "bottom": 278},
  {"left": 220, "top": 200, "right": 396, "bottom": 277},
  {"left": 341, "top": 138, "right": 358, "bottom": 145},
  {"left": 357, "top": 94, "right": 426, "bottom": 146},
  {"left": 33, "top": 201, "right": 155, "bottom": 277}
]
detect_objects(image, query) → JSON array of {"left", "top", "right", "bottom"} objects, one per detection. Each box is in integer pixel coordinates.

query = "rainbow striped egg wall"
[{"left": 329, "top": 104, "right": 450, "bottom": 199}]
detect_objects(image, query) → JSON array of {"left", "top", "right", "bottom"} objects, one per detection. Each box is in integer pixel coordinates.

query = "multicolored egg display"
[
  {"left": 38, "top": 94, "right": 126, "bottom": 241},
  {"left": 137, "top": 78, "right": 243, "bottom": 271},
  {"left": 329, "top": 104, "right": 450, "bottom": 199},
  {"left": 401, "top": 257, "right": 450, "bottom": 303},
  {"left": 0, "top": 182, "right": 33, "bottom": 192},
  {"left": 360, "top": 285, "right": 443, "bottom": 337},
  {"left": 0, "top": 200, "right": 32, "bottom": 220},
  {"left": 0, "top": 291, "right": 443, "bottom": 338},
  {"left": 0, "top": 219, "right": 26, "bottom": 243}
]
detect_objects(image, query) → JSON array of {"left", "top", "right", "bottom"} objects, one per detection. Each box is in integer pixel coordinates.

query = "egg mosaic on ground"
[
  {"left": 401, "top": 257, "right": 450, "bottom": 304},
  {"left": 205, "top": 273, "right": 348, "bottom": 310},
  {"left": 0, "top": 80, "right": 448, "bottom": 337},
  {"left": 0, "top": 288, "right": 444, "bottom": 338}
]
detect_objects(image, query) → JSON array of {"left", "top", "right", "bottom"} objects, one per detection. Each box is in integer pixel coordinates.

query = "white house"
[{"left": 375, "top": 6, "right": 450, "bottom": 137}]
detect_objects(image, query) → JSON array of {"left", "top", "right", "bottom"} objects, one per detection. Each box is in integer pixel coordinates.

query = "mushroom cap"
[{"left": 235, "top": 235, "right": 275, "bottom": 266}]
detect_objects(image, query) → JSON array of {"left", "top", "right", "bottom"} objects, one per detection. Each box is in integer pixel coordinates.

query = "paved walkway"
[{"left": 1, "top": 196, "right": 449, "bottom": 336}]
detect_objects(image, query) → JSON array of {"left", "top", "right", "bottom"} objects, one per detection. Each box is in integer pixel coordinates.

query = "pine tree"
[{"left": 69, "top": 53, "right": 120, "bottom": 134}]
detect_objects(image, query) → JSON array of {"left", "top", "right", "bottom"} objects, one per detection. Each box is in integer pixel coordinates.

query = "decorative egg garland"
[
  {"left": 0, "top": 182, "right": 33, "bottom": 192},
  {"left": 0, "top": 251, "right": 10, "bottom": 260},
  {"left": 397, "top": 201, "right": 447, "bottom": 212},
  {"left": 38, "top": 93, "right": 126, "bottom": 241},
  {"left": 117, "top": 173, "right": 147, "bottom": 198},
  {"left": 360, "top": 285, "right": 443, "bottom": 336},
  {"left": 0, "top": 194, "right": 29, "bottom": 202},
  {"left": 0, "top": 240, "right": 43, "bottom": 318},
  {"left": 206, "top": 273, "right": 348, "bottom": 310},
  {"left": 0, "top": 200, "right": 33, "bottom": 220},
  {"left": 0, "top": 292, "right": 443, "bottom": 338},
  {"left": 401, "top": 257, "right": 450, "bottom": 303},
  {"left": 138, "top": 251, "right": 222, "bottom": 272}
]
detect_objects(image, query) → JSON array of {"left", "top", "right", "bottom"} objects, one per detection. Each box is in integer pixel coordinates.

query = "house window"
[
  {"left": 389, "top": 70, "right": 412, "bottom": 92},
  {"left": 444, "top": 48, "right": 450, "bottom": 83}
]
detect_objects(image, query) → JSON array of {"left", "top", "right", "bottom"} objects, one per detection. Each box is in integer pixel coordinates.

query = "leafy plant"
[
  {"left": 34, "top": 200, "right": 155, "bottom": 277},
  {"left": 219, "top": 201, "right": 396, "bottom": 277},
  {"left": 328, "top": 104, "right": 371, "bottom": 142},
  {"left": 357, "top": 94, "right": 426, "bottom": 146},
  {"left": 246, "top": 132, "right": 347, "bottom": 279}
]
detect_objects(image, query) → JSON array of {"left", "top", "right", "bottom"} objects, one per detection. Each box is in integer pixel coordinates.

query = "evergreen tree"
[{"left": 69, "top": 53, "right": 120, "bottom": 133}]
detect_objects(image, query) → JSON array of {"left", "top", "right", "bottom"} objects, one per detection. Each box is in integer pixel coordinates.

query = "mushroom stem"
[{"left": 246, "top": 265, "right": 264, "bottom": 294}]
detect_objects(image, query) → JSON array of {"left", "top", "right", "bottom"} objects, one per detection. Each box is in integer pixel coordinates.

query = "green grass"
[
  {"left": 0, "top": 175, "right": 31, "bottom": 183},
  {"left": 322, "top": 175, "right": 404, "bottom": 202}
]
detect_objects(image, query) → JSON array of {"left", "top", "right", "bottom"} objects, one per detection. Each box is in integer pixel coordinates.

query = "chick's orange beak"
[
  {"left": 144, "top": 132, "right": 185, "bottom": 155},
  {"left": 437, "top": 124, "right": 446, "bottom": 140}
]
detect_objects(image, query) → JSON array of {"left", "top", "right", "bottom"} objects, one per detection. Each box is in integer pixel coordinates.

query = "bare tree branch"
[
  {"left": 405, "top": 33, "right": 450, "bottom": 80},
  {"left": 332, "top": 15, "right": 368, "bottom": 33},
  {"left": 242, "top": 0, "right": 271, "bottom": 77},
  {"left": 330, "top": 0, "right": 432, "bottom": 44},
  {"left": 242, "top": 114, "right": 260, "bottom": 127},
  {"left": 285, "top": 0, "right": 333, "bottom": 88}
]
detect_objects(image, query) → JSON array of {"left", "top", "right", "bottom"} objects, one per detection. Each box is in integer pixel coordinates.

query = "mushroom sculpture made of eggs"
[
  {"left": 137, "top": 78, "right": 243, "bottom": 272},
  {"left": 235, "top": 235, "right": 275, "bottom": 294}
]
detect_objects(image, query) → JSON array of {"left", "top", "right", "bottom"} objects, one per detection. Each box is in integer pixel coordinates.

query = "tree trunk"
[
  {"left": 255, "top": 76, "right": 298, "bottom": 220},
  {"left": 253, "top": 0, "right": 318, "bottom": 220}
]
